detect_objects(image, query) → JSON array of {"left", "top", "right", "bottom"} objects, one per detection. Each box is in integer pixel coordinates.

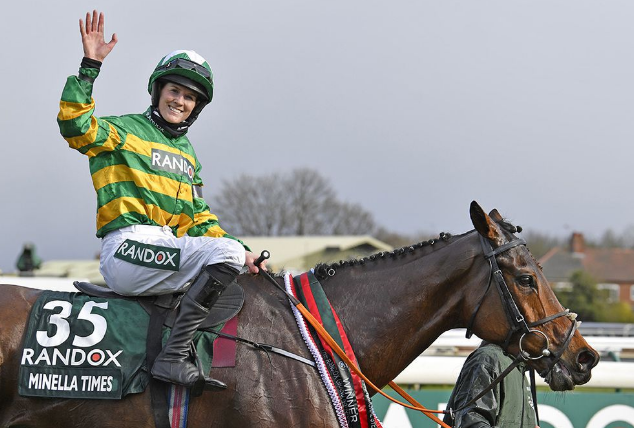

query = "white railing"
[
  {"left": 398, "top": 329, "right": 634, "bottom": 388},
  {"left": 394, "top": 356, "right": 634, "bottom": 388}
]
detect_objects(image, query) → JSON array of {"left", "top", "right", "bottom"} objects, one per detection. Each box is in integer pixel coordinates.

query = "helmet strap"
[{"left": 145, "top": 107, "right": 190, "bottom": 138}]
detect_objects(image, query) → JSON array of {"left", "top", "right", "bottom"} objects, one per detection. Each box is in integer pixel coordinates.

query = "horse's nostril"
[{"left": 577, "top": 350, "right": 598, "bottom": 370}]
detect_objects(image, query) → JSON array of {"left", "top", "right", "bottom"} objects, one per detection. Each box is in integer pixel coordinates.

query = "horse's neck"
[{"left": 322, "top": 233, "right": 484, "bottom": 387}]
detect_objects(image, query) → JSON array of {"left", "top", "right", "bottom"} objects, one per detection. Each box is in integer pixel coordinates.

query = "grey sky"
[{"left": 2, "top": 1, "right": 634, "bottom": 273}]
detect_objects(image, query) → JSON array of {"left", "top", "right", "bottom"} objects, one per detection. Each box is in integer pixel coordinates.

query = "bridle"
[
  {"left": 466, "top": 234, "right": 577, "bottom": 363},
  {"left": 451, "top": 233, "right": 579, "bottom": 421}
]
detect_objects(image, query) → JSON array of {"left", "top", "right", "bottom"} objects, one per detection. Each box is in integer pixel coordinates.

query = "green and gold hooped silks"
[{"left": 57, "top": 51, "right": 245, "bottom": 250}]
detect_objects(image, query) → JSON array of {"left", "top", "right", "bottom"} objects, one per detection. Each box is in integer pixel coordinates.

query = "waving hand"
[{"left": 79, "top": 10, "right": 118, "bottom": 62}]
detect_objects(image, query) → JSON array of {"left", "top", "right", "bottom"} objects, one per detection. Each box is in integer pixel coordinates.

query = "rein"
[{"left": 207, "top": 328, "right": 316, "bottom": 367}]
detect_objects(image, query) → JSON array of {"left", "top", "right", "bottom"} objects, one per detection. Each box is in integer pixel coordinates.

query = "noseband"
[{"left": 466, "top": 234, "right": 578, "bottom": 368}]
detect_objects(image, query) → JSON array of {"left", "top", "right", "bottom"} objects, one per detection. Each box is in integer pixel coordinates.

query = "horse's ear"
[
  {"left": 470, "top": 201, "right": 504, "bottom": 245},
  {"left": 489, "top": 209, "right": 503, "bottom": 222}
]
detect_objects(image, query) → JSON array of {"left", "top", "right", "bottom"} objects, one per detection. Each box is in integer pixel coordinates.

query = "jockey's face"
[{"left": 158, "top": 82, "right": 198, "bottom": 124}]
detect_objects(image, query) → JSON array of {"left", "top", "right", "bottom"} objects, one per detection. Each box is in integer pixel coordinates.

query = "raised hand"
[{"left": 79, "top": 10, "right": 118, "bottom": 62}]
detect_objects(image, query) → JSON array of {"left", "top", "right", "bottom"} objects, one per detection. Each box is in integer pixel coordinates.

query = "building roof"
[
  {"left": 33, "top": 260, "right": 105, "bottom": 285},
  {"left": 540, "top": 234, "right": 634, "bottom": 284},
  {"left": 2, "top": 236, "right": 392, "bottom": 285},
  {"left": 243, "top": 235, "right": 392, "bottom": 262},
  {"left": 584, "top": 247, "right": 634, "bottom": 283},
  {"left": 242, "top": 235, "right": 393, "bottom": 273},
  {"left": 539, "top": 247, "right": 584, "bottom": 282}
]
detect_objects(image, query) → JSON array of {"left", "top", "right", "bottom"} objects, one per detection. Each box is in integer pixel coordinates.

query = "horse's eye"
[{"left": 517, "top": 275, "right": 535, "bottom": 288}]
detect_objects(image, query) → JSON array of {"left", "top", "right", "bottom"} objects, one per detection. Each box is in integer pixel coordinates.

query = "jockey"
[{"left": 57, "top": 11, "right": 267, "bottom": 390}]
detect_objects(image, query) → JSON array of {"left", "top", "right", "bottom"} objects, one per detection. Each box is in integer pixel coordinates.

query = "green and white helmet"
[{"left": 148, "top": 50, "right": 214, "bottom": 122}]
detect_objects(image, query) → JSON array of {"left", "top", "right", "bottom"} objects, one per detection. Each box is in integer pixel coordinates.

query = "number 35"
[{"left": 36, "top": 300, "right": 109, "bottom": 348}]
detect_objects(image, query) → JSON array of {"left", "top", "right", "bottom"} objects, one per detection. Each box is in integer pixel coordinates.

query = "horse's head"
[{"left": 468, "top": 201, "right": 599, "bottom": 391}]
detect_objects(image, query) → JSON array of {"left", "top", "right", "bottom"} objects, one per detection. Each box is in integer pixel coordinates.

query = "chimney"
[{"left": 570, "top": 232, "right": 585, "bottom": 256}]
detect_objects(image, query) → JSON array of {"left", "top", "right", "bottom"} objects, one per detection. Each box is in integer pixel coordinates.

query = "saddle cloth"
[{"left": 18, "top": 289, "right": 241, "bottom": 399}]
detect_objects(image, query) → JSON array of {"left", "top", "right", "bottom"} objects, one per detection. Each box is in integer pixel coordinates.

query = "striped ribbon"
[
  {"left": 167, "top": 385, "right": 190, "bottom": 428},
  {"left": 286, "top": 272, "right": 383, "bottom": 428}
]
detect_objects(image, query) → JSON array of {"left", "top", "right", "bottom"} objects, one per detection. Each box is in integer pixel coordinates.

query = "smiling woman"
[
  {"left": 55, "top": 10, "right": 267, "bottom": 390},
  {"left": 157, "top": 83, "right": 199, "bottom": 124}
]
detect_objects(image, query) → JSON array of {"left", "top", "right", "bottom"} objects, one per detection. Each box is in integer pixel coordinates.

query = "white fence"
[
  {"left": 398, "top": 329, "right": 634, "bottom": 388},
  {"left": 395, "top": 356, "right": 634, "bottom": 389}
]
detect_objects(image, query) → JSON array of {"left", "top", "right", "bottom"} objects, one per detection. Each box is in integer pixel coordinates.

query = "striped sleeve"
[{"left": 57, "top": 68, "right": 122, "bottom": 158}]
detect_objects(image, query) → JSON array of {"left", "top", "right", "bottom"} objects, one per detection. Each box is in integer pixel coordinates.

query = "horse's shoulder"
[
  {"left": 236, "top": 272, "right": 301, "bottom": 330},
  {"left": 0, "top": 284, "right": 42, "bottom": 343},
  {"left": 237, "top": 272, "right": 287, "bottom": 301}
]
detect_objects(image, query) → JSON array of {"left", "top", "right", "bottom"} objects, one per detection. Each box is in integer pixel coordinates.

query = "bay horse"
[{"left": 0, "top": 202, "right": 599, "bottom": 427}]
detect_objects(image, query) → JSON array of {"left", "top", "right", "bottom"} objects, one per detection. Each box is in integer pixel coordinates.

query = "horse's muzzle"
[{"left": 544, "top": 347, "right": 599, "bottom": 391}]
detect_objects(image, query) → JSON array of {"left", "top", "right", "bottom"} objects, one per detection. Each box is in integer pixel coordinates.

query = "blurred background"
[{"left": 2, "top": 1, "right": 634, "bottom": 426}]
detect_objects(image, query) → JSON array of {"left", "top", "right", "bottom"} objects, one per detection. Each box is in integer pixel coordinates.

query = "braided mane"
[
  {"left": 314, "top": 232, "right": 453, "bottom": 280},
  {"left": 313, "top": 218, "right": 523, "bottom": 281}
]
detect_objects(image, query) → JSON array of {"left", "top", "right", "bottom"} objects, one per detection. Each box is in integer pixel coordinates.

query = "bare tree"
[
  {"left": 212, "top": 173, "right": 289, "bottom": 235},
  {"left": 211, "top": 168, "right": 379, "bottom": 236},
  {"left": 323, "top": 201, "right": 378, "bottom": 235},
  {"left": 284, "top": 168, "right": 338, "bottom": 235}
]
